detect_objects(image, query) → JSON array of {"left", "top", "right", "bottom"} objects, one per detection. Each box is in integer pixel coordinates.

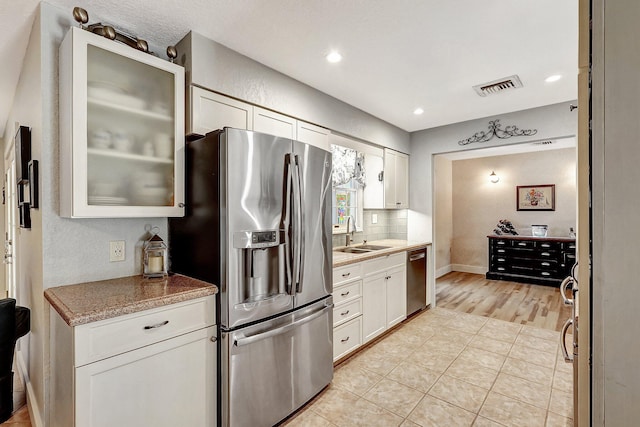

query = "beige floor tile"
[
  {"left": 468, "top": 335, "right": 513, "bottom": 356},
  {"left": 479, "top": 391, "right": 547, "bottom": 427},
  {"left": 552, "top": 368, "right": 573, "bottom": 394},
  {"left": 372, "top": 337, "right": 418, "bottom": 357},
  {"left": 333, "top": 397, "right": 404, "bottom": 427},
  {"left": 445, "top": 313, "right": 488, "bottom": 334},
  {"left": 457, "top": 347, "right": 507, "bottom": 371},
  {"left": 521, "top": 325, "right": 561, "bottom": 342},
  {"left": 545, "top": 411, "right": 573, "bottom": 426},
  {"left": 385, "top": 325, "right": 432, "bottom": 349},
  {"left": 283, "top": 410, "right": 335, "bottom": 426},
  {"left": 349, "top": 347, "right": 407, "bottom": 376},
  {"left": 509, "top": 343, "right": 557, "bottom": 369},
  {"left": 485, "top": 318, "right": 523, "bottom": 334},
  {"left": 492, "top": 372, "right": 551, "bottom": 410},
  {"left": 473, "top": 416, "right": 507, "bottom": 427},
  {"left": 405, "top": 347, "right": 459, "bottom": 373},
  {"left": 514, "top": 334, "right": 559, "bottom": 354},
  {"left": 445, "top": 358, "right": 499, "bottom": 390},
  {"left": 408, "top": 395, "right": 476, "bottom": 427},
  {"left": 400, "top": 420, "right": 421, "bottom": 427},
  {"left": 387, "top": 360, "right": 441, "bottom": 393},
  {"left": 332, "top": 364, "right": 383, "bottom": 396},
  {"left": 548, "top": 388, "right": 573, "bottom": 419},
  {"left": 428, "top": 374, "right": 489, "bottom": 413},
  {"left": 310, "top": 386, "right": 360, "bottom": 423},
  {"left": 555, "top": 355, "right": 573, "bottom": 373},
  {"left": 478, "top": 323, "right": 521, "bottom": 344},
  {"left": 419, "top": 335, "right": 467, "bottom": 356},
  {"left": 431, "top": 327, "right": 475, "bottom": 346},
  {"left": 501, "top": 357, "right": 554, "bottom": 387},
  {"left": 401, "top": 320, "right": 437, "bottom": 339},
  {"left": 363, "top": 378, "right": 424, "bottom": 417}
]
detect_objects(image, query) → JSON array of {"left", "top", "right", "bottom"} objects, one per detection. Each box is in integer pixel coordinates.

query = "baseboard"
[
  {"left": 17, "top": 350, "right": 44, "bottom": 427},
  {"left": 451, "top": 264, "right": 487, "bottom": 275},
  {"left": 435, "top": 265, "right": 452, "bottom": 278}
]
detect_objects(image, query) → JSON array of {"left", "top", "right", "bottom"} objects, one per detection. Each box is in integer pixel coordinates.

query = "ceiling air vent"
[{"left": 473, "top": 75, "right": 523, "bottom": 97}]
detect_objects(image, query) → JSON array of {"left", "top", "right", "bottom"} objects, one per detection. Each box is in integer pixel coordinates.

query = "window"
[{"left": 331, "top": 144, "right": 364, "bottom": 234}]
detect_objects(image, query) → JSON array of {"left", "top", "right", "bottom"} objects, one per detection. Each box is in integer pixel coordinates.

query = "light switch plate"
[
  {"left": 372, "top": 214, "right": 378, "bottom": 224},
  {"left": 109, "top": 240, "right": 125, "bottom": 262}
]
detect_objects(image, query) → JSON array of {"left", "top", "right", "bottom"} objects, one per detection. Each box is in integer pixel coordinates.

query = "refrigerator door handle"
[
  {"left": 560, "top": 276, "right": 574, "bottom": 306},
  {"left": 283, "top": 153, "right": 294, "bottom": 294},
  {"left": 560, "top": 317, "right": 574, "bottom": 362},
  {"left": 234, "top": 303, "right": 331, "bottom": 347},
  {"left": 292, "top": 155, "right": 304, "bottom": 292}
]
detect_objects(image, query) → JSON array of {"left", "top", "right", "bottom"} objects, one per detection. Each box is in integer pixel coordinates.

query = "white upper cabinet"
[
  {"left": 384, "top": 149, "right": 409, "bottom": 209},
  {"left": 59, "top": 27, "right": 185, "bottom": 218},
  {"left": 253, "top": 106, "right": 297, "bottom": 139},
  {"left": 363, "top": 153, "right": 384, "bottom": 209},
  {"left": 188, "top": 86, "right": 252, "bottom": 135},
  {"left": 296, "top": 121, "right": 330, "bottom": 150}
]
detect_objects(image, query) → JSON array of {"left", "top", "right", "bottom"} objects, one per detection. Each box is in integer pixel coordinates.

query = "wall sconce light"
[{"left": 490, "top": 171, "right": 500, "bottom": 183}]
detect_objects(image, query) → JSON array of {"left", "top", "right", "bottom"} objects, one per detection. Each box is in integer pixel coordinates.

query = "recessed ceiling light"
[
  {"left": 413, "top": 108, "right": 424, "bottom": 115},
  {"left": 326, "top": 51, "right": 342, "bottom": 63},
  {"left": 545, "top": 74, "right": 562, "bottom": 83}
]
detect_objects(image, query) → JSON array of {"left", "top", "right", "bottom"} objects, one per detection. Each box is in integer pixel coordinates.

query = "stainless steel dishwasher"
[{"left": 407, "top": 247, "right": 427, "bottom": 316}]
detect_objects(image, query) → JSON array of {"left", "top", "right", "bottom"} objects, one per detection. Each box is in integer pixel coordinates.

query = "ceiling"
[{"left": 0, "top": 0, "right": 577, "bottom": 137}]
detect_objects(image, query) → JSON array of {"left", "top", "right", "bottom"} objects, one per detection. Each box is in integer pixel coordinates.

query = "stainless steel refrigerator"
[{"left": 169, "top": 128, "right": 333, "bottom": 427}]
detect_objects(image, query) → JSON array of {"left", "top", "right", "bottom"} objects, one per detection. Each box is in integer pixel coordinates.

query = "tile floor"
[{"left": 284, "top": 307, "right": 573, "bottom": 427}]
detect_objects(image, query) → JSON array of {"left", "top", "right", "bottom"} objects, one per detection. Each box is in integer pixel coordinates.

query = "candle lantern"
[{"left": 143, "top": 230, "right": 168, "bottom": 278}]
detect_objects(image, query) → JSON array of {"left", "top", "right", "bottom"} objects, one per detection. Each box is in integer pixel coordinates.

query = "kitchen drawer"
[
  {"left": 333, "top": 263, "right": 362, "bottom": 287},
  {"left": 538, "top": 241, "right": 561, "bottom": 251},
  {"left": 362, "top": 252, "right": 405, "bottom": 276},
  {"left": 333, "top": 298, "right": 362, "bottom": 327},
  {"left": 74, "top": 295, "right": 215, "bottom": 366},
  {"left": 333, "top": 316, "right": 362, "bottom": 361},
  {"left": 511, "top": 240, "right": 536, "bottom": 249},
  {"left": 562, "top": 241, "right": 577, "bottom": 251},
  {"left": 333, "top": 280, "right": 362, "bottom": 305}
]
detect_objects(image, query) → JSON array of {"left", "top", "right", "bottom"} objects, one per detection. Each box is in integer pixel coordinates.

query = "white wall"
[{"left": 450, "top": 148, "right": 576, "bottom": 272}]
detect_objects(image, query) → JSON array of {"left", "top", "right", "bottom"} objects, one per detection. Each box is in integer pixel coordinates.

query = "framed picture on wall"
[{"left": 516, "top": 184, "right": 555, "bottom": 211}]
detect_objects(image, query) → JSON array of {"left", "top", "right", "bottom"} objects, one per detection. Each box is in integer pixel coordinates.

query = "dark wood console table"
[{"left": 486, "top": 235, "right": 576, "bottom": 286}]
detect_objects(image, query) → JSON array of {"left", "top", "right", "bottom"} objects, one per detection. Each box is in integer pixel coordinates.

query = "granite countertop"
[
  {"left": 45, "top": 273, "right": 218, "bottom": 327},
  {"left": 333, "top": 239, "right": 431, "bottom": 268}
]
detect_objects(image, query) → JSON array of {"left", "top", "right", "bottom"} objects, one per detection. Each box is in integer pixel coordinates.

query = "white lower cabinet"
[
  {"left": 362, "top": 253, "right": 407, "bottom": 344},
  {"left": 50, "top": 296, "right": 216, "bottom": 427},
  {"left": 332, "top": 263, "right": 363, "bottom": 362},
  {"left": 333, "top": 317, "right": 362, "bottom": 361}
]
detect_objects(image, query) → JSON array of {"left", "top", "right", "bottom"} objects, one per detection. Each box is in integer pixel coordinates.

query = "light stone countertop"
[
  {"left": 332, "top": 239, "right": 431, "bottom": 268},
  {"left": 45, "top": 274, "right": 218, "bottom": 327}
]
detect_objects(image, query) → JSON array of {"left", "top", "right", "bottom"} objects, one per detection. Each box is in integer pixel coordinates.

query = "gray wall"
[
  {"left": 408, "top": 101, "right": 577, "bottom": 243},
  {"left": 178, "top": 32, "right": 410, "bottom": 153}
]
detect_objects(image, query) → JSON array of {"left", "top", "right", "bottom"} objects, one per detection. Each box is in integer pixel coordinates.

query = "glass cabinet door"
[{"left": 60, "top": 27, "right": 185, "bottom": 218}]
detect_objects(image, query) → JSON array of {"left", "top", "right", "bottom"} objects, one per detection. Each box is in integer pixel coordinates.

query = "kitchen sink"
[
  {"left": 335, "top": 245, "right": 391, "bottom": 254},
  {"left": 356, "top": 245, "right": 391, "bottom": 251}
]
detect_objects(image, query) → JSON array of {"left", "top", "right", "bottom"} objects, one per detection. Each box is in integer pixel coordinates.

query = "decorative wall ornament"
[{"left": 458, "top": 119, "right": 538, "bottom": 146}]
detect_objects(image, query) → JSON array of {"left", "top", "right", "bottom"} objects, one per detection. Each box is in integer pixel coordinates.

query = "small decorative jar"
[{"left": 143, "top": 229, "right": 168, "bottom": 278}]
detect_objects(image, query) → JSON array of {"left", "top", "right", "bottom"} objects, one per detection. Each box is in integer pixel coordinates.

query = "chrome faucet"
[{"left": 345, "top": 216, "right": 355, "bottom": 246}]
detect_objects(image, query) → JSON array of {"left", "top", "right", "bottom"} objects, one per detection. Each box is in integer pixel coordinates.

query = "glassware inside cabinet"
[{"left": 85, "top": 44, "right": 175, "bottom": 207}]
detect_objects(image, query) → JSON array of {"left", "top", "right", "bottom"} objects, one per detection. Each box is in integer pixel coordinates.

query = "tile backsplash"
[{"left": 332, "top": 209, "right": 408, "bottom": 248}]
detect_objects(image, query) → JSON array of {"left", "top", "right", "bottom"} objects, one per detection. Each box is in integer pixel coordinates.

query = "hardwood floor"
[{"left": 436, "top": 271, "right": 572, "bottom": 332}]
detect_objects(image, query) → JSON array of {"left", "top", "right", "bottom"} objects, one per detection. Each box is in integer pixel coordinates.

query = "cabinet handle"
[
  {"left": 210, "top": 336, "right": 217, "bottom": 342},
  {"left": 497, "top": 267, "right": 506, "bottom": 271},
  {"left": 341, "top": 336, "right": 350, "bottom": 343},
  {"left": 497, "top": 241, "right": 505, "bottom": 245},
  {"left": 497, "top": 249, "right": 506, "bottom": 253},
  {"left": 178, "top": 203, "right": 185, "bottom": 208},
  {"left": 396, "top": 202, "right": 401, "bottom": 205},
  {"left": 497, "top": 258, "right": 505, "bottom": 262},
  {"left": 541, "top": 252, "right": 551, "bottom": 256},
  {"left": 143, "top": 320, "right": 169, "bottom": 330},
  {"left": 340, "top": 291, "right": 350, "bottom": 297},
  {"left": 518, "top": 242, "right": 527, "bottom": 246},
  {"left": 541, "top": 244, "right": 551, "bottom": 248},
  {"left": 342, "top": 272, "right": 351, "bottom": 278},
  {"left": 541, "top": 262, "right": 551, "bottom": 266},
  {"left": 341, "top": 310, "right": 350, "bottom": 316},
  {"left": 385, "top": 275, "right": 391, "bottom": 280},
  {"left": 541, "top": 272, "right": 551, "bottom": 276}
]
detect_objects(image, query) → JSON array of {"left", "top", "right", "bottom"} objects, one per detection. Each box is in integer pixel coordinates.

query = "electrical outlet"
[
  {"left": 372, "top": 214, "right": 378, "bottom": 224},
  {"left": 109, "top": 240, "right": 125, "bottom": 262}
]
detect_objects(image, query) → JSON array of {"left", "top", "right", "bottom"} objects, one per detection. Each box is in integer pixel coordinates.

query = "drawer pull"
[
  {"left": 340, "top": 291, "right": 350, "bottom": 297},
  {"left": 497, "top": 267, "right": 506, "bottom": 271},
  {"left": 497, "top": 249, "right": 506, "bottom": 253},
  {"left": 497, "top": 258, "right": 505, "bottom": 262},
  {"left": 341, "top": 310, "right": 350, "bottom": 316},
  {"left": 497, "top": 241, "right": 506, "bottom": 245},
  {"left": 143, "top": 320, "right": 169, "bottom": 330},
  {"left": 342, "top": 272, "right": 351, "bottom": 278},
  {"left": 541, "top": 252, "right": 551, "bottom": 256},
  {"left": 541, "top": 244, "right": 551, "bottom": 248},
  {"left": 341, "top": 336, "right": 350, "bottom": 343},
  {"left": 541, "top": 272, "right": 551, "bottom": 276},
  {"left": 518, "top": 242, "right": 527, "bottom": 246},
  {"left": 541, "top": 262, "right": 551, "bottom": 266}
]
